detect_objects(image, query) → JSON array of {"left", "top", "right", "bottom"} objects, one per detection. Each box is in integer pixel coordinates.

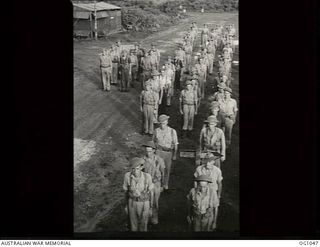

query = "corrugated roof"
[{"left": 73, "top": 2, "right": 121, "bottom": 11}]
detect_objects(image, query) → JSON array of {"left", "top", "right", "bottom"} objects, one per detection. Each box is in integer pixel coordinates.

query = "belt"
[
  {"left": 157, "top": 145, "right": 172, "bottom": 152},
  {"left": 183, "top": 103, "right": 195, "bottom": 106},
  {"left": 101, "top": 65, "right": 111, "bottom": 68},
  {"left": 144, "top": 103, "right": 155, "bottom": 106},
  {"left": 130, "top": 197, "right": 150, "bottom": 202}
]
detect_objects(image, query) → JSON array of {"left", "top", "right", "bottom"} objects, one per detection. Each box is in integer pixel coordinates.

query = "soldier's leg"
[
  {"left": 208, "top": 55, "right": 214, "bottom": 74},
  {"left": 151, "top": 183, "right": 161, "bottom": 224},
  {"left": 133, "top": 66, "right": 138, "bottom": 84},
  {"left": 111, "top": 64, "right": 116, "bottom": 84},
  {"left": 156, "top": 150, "right": 172, "bottom": 190},
  {"left": 153, "top": 105, "right": 159, "bottom": 124},
  {"left": 201, "top": 214, "right": 211, "bottom": 231},
  {"left": 212, "top": 207, "right": 219, "bottom": 230},
  {"left": 142, "top": 71, "right": 146, "bottom": 90},
  {"left": 119, "top": 69, "right": 124, "bottom": 91},
  {"left": 166, "top": 88, "right": 172, "bottom": 106},
  {"left": 143, "top": 105, "right": 149, "bottom": 134},
  {"left": 193, "top": 214, "right": 202, "bottom": 231},
  {"left": 224, "top": 117, "right": 234, "bottom": 146},
  {"left": 125, "top": 69, "right": 130, "bottom": 91},
  {"left": 135, "top": 201, "right": 145, "bottom": 231},
  {"left": 189, "top": 105, "right": 195, "bottom": 131},
  {"left": 182, "top": 104, "right": 189, "bottom": 131},
  {"left": 128, "top": 199, "right": 138, "bottom": 231},
  {"left": 140, "top": 201, "right": 151, "bottom": 232},
  {"left": 148, "top": 105, "right": 154, "bottom": 135},
  {"left": 101, "top": 68, "right": 107, "bottom": 91},
  {"left": 106, "top": 67, "right": 112, "bottom": 91},
  {"left": 114, "top": 63, "right": 119, "bottom": 84}
]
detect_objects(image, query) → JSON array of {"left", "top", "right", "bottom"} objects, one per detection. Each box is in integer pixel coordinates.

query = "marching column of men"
[{"left": 98, "top": 22, "right": 237, "bottom": 232}]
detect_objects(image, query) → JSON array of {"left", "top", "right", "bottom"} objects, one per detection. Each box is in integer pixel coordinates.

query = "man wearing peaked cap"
[
  {"left": 150, "top": 43, "right": 160, "bottom": 70},
  {"left": 212, "top": 82, "right": 227, "bottom": 102},
  {"left": 206, "top": 101, "right": 224, "bottom": 130},
  {"left": 99, "top": 48, "right": 112, "bottom": 92},
  {"left": 150, "top": 70, "right": 162, "bottom": 124},
  {"left": 186, "top": 174, "right": 214, "bottom": 231},
  {"left": 194, "top": 152, "right": 223, "bottom": 230},
  {"left": 123, "top": 157, "right": 154, "bottom": 231},
  {"left": 219, "top": 86, "right": 238, "bottom": 148},
  {"left": 199, "top": 115, "right": 226, "bottom": 168},
  {"left": 179, "top": 79, "right": 198, "bottom": 138},
  {"left": 153, "top": 114, "right": 179, "bottom": 191},
  {"left": 140, "top": 79, "right": 158, "bottom": 136},
  {"left": 141, "top": 141, "right": 165, "bottom": 226},
  {"left": 129, "top": 48, "right": 139, "bottom": 88}
]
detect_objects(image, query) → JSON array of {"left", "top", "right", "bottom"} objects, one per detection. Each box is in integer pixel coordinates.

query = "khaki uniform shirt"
[
  {"left": 194, "top": 165, "right": 223, "bottom": 191},
  {"left": 140, "top": 89, "right": 158, "bottom": 106},
  {"left": 143, "top": 155, "right": 165, "bottom": 185},
  {"left": 142, "top": 56, "right": 152, "bottom": 71},
  {"left": 110, "top": 50, "right": 119, "bottom": 63},
  {"left": 200, "top": 127, "right": 225, "bottom": 152},
  {"left": 123, "top": 171, "right": 154, "bottom": 198},
  {"left": 100, "top": 54, "right": 112, "bottom": 67},
  {"left": 219, "top": 98, "right": 238, "bottom": 116},
  {"left": 153, "top": 126, "right": 179, "bottom": 149},
  {"left": 179, "top": 89, "right": 198, "bottom": 105},
  {"left": 187, "top": 187, "right": 212, "bottom": 214}
]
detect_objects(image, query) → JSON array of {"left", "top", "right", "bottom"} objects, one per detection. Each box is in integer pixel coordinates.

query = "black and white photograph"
[{"left": 73, "top": 0, "right": 239, "bottom": 234}]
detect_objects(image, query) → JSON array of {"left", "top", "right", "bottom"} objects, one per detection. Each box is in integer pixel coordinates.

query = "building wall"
[{"left": 74, "top": 9, "right": 121, "bottom": 35}]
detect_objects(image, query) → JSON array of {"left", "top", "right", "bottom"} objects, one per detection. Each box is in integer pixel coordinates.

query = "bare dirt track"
[{"left": 74, "top": 12, "right": 239, "bottom": 235}]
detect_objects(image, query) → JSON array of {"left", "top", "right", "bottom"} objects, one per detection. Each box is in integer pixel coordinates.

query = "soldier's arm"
[
  {"left": 179, "top": 92, "right": 183, "bottom": 114},
  {"left": 199, "top": 129, "right": 204, "bottom": 150},
  {"left": 217, "top": 170, "right": 223, "bottom": 198},
  {"left": 159, "top": 87, "right": 163, "bottom": 105},
  {"left": 159, "top": 158, "right": 166, "bottom": 187},
  {"left": 194, "top": 92, "right": 198, "bottom": 114},
  {"left": 139, "top": 92, "right": 144, "bottom": 112},
  {"left": 220, "top": 130, "right": 226, "bottom": 160},
  {"left": 233, "top": 100, "right": 238, "bottom": 121},
  {"left": 123, "top": 173, "right": 129, "bottom": 191},
  {"left": 172, "top": 130, "right": 178, "bottom": 160},
  {"left": 186, "top": 190, "right": 193, "bottom": 218}
]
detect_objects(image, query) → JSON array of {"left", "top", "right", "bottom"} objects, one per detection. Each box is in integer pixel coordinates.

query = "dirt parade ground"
[{"left": 74, "top": 12, "right": 239, "bottom": 234}]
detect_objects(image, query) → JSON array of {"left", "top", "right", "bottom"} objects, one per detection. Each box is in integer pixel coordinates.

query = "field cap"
[
  {"left": 130, "top": 157, "right": 145, "bottom": 169},
  {"left": 204, "top": 116, "right": 219, "bottom": 124},
  {"left": 210, "top": 101, "right": 220, "bottom": 109},
  {"left": 194, "top": 175, "right": 212, "bottom": 183},
  {"left": 158, "top": 114, "right": 170, "bottom": 123},
  {"left": 142, "top": 141, "right": 156, "bottom": 149},
  {"left": 151, "top": 70, "right": 160, "bottom": 76},
  {"left": 185, "top": 80, "right": 193, "bottom": 86},
  {"left": 224, "top": 87, "right": 232, "bottom": 94},
  {"left": 218, "top": 83, "right": 227, "bottom": 89}
]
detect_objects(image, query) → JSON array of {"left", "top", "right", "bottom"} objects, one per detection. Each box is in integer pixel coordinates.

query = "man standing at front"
[
  {"left": 142, "top": 141, "right": 166, "bottom": 227},
  {"left": 123, "top": 157, "right": 154, "bottom": 232},
  {"left": 179, "top": 80, "right": 198, "bottom": 138},
  {"left": 199, "top": 116, "right": 226, "bottom": 168},
  {"left": 153, "top": 114, "right": 179, "bottom": 191},
  {"left": 140, "top": 81, "right": 158, "bottom": 136},
  {"left": 110, "top": 45, "right": 119, "bottom": 85},
  {"left": 194, "top": 154, "right": 223, "bottom": 230},
  {"left": 119, "top": 50, "right": 131, "bottom": 92},
  {"left": 219, "top": 87, "right": 238, "bottom": 148},
  {"left": 186, "top": 175, "right": 213, "bottom": 231},
  {"left": 99, "top": 48, "right": 112, "bottom": 92}
]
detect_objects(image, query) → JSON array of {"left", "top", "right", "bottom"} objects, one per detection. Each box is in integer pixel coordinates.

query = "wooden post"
[
  {"left": 94, "top": 0, "right": 98, "bottom": 40},
  {"left": 89, "top": 12, "right": 93, "bottom": 39}
]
